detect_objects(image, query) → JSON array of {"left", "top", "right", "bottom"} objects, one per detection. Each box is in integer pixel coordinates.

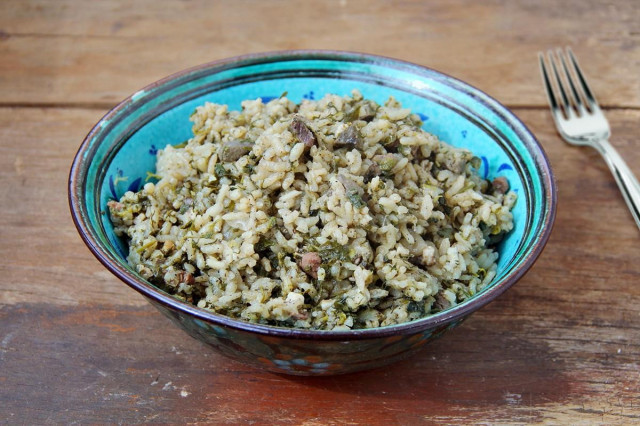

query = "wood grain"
[
  {"left": 0, "top": 0, "right": 638, "bottom": 108},
  {"left": 1, "top": 0, "right": 639, "bottom": 423},
  {"left": 0, "top": 297, "right": 637, "bottom": 423},
  {"left": 0, "top": 107, "right": 147, "bottom": 307}
]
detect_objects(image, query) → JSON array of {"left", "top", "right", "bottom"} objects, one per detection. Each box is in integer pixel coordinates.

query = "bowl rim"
[{"left": 69, "top": 49, "right": 557, "bottom": 340}]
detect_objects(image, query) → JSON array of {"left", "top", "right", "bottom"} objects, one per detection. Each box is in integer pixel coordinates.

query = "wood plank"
[
  {"left": 0, "top": 0, "right": 638, "bottom": 108},
  {"left": 0, "top": 106, "right": 148, "bottom": 307},
  {"left": 0, "top": 300, "right": 637, "bottom": 424}
]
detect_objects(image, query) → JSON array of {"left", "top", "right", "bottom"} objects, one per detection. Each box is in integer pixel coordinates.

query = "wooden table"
[{"left": 1, "top": 1, "right": 639, "bottom": 423}]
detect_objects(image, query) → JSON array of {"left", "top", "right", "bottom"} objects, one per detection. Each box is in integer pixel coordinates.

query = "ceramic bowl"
[{"left": 69, "top": 51, "right": 556, "bottom": 375}]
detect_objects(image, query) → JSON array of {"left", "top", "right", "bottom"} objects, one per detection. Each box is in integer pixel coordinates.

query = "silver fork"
[{"left": 539, "top": 47, "right": 640, "bottom": 230}]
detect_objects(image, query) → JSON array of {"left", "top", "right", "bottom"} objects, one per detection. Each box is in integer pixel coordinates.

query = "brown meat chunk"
[
  {"left": 337, "top": 174, "right": 363, "bottom": 196},
  {"left": 292, "top": 311, "right": 309, "bottom": 320},
  {"left": 434, "top": 293, "right": 450, "bottom": 311},
  {"left": 358, "top": 103, "right": 376, "bottom": 121},
  {"left": 219, "top": 140, "right": 253, "bottom": 162},
  {"left": 299, "top": 252, "right": 322, "bottom": 279},
  {"left": 383, "top": 138, "right": 400, "bottom": 153},
  {"left": 338, "top": 174, "right": 368, "bottom": 206},
  {"left": 107, "top": 200, "right": 124, "bottom": 211},
  {"left": 408, "top": 256, "right": 423, "bottom": 268},
  {"left": 492, "top": 176, "right": 510, "bottom": 194},
  {"left": 334, "top": 123, "right": 362, "bottom": 149},
  {"left": 363, "top": 163, "right": 382, "bottom": 183},
  {"left": 290, "top": 116, "right": 316, "bottom": 148}
]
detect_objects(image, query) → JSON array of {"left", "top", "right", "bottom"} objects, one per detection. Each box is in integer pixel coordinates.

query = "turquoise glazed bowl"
[{"left": 69, "top": 51, "right": 556, "bottom": 375}]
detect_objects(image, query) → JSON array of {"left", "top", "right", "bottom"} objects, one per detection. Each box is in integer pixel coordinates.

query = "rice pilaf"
[{"left": 108, "top": 90, "right": 516, "bottom": 330}]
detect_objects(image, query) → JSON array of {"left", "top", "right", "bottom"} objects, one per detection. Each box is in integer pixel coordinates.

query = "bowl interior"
[{"left": 75, "top": 52, "right": 554, "bottom": 330}]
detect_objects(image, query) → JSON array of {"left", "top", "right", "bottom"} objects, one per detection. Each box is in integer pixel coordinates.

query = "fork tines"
[{"left": 539, "top": 48, "right": 598, "bottom": 118}]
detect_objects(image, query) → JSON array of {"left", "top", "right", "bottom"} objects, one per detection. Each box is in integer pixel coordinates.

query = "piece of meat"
[
  {"left": 219, "top": 140, "right": 253, "bottom": 162},
  {"left": 290, "top": 116, "right": 316, "bottom": 148},
  {"left": 363, "top": 163, "right": 382, "bottom": 183},
  {"left": 338, "top": 174, "right": 368, "bottom": 206},
  {"left": 383, "top": 138, "right": 400, "bottom": 153},
  {"left": 292, "top": 311, "right": 309, "bottom": 320},
  {"left": 299, "top": 252, "right": 322, "bottom": 279},
  {"left": 334, "top": 123, "right": 362, "bottom": 149},
  {"left": 492, "top": 176, "right": 510, "bottom": 194},
  {"left": 358, "top": 103, "right": 376, "bottom": 122},
  {"left": 107, "top": 200, "right": 124, "bottom": 211},
  {"left": 434, "top": 293, "right": 450, "bottom": 311},
  {"left": 408, "top": 256, "right": 423, "bottom": 267},
  {"left": 338, "top": 174, "right": 363, "bottom": 195}
]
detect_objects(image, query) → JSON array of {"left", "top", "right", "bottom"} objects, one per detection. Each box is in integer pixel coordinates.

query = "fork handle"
[{"left": 595, "top": 139, "right": 640, "bottom": 230}]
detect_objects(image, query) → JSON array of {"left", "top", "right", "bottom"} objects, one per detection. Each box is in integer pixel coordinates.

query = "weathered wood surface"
[
  {"left": 0, "top": 0, "right": 638, "bottom": 109},
  {"left": 1, "top": 0, "right": 639, "bottom": 424}
]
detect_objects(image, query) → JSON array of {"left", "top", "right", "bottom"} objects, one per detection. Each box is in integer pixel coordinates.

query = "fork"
[{"left": 539, "top": 47, "right": 640, "bottom": 230}]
